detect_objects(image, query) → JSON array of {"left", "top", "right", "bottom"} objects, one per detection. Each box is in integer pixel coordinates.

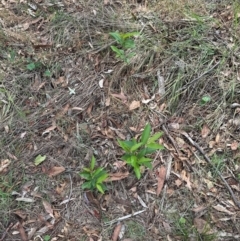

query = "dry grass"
[{"left": 0, "top": 0, "right": 240, "bottom": 240}]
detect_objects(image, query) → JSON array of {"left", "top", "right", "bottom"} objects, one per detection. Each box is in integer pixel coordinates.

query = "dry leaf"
[
  {"left": 17, "top": 222, "right": 28, "bottom": 241},
  {"left": 48, "top": 166, "right": 65, "bottom": 177},
  {"left": 42, "top": 125, "right": 56, "bottom": 135},
  {"left": 230, "top": 141, "right": 238, "bottom": 150},
  {"left": 16, "top": 197, "right": 35, "bottom": 202},
  {"left": 156, "top": 166, "right": 166, "bottom": 196},
  {"left": 106, "top": 172, "right": 129, "bottom": 182},
  {"left": 201, "top": 124, "right": 210, "bottom": 138},
  {"left": 42, "top": 200, "right": 54, "bottom": 218},
  {"left": 105, "top": 97, "right": 111, "bottom": 106},
  {"left": 194, "top": 218, "right": 211, "bottom": 234},
  {"left": 111, "top": 89, "right": 127, "bottom": 103},
  {"left": 112, "top": 222, "right": 122, "bottom": 241},
  {"left": 0, "top": 159, "right": 11, "bottom": 173},
  {"left": 213, "top": 204, "right": 234, "bottom": 215},
  {"left": 129, "top": 100, "right": 140, "bottom": 110},
  {"left": 180, "top": 170, "right": 192, "bottom": 190}
]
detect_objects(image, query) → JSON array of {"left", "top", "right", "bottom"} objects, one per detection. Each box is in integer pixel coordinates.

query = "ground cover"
[{"left": 0, "top": 0, "right": 240, "bottom": 240}]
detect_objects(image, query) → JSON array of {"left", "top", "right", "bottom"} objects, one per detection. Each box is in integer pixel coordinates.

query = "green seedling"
[
  {"left": 118, "top": 123, "right": 164, "bottom": 179},
  {"left": 79, "top": 156, "right": 108, "bottom": 194},
  {"left": 200, "top": 95, "right": 211, "bottom": 105},
  {"left": 109, "top": 31, "right": 139, "bottom": 63}
]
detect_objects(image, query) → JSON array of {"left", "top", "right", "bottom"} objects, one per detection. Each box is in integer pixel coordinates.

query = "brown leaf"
[
  {"left": 112, "top": 223, "right": 122, "bottom": 241},
  {"left": 180, "top": 170, "right": 192, "bottom": 190},
  {"left": 43, "top": 200, "right": 54, "bottom": 218},
  {"left": 17, "top": 222, "right": 28, "bottom": 241},
  {"left": 201, "top": 124, "right": 210, "bottom": 138},
  {"left": 111, "top": 88, "right": 127, "bottom": 103},
  {"left": 156, "top": 166, "right": 166, "bottom": 196},
  {"left": 194, "top": 218, "right": 210, "bottom": 234},
  {"left": 230, "top": 141, "right": 238, "bottom": 150},
  {"left": 42, "top": 124, "right": 56, "bottom": 135},
  {"left": 13, "top": 210, "right": 27, "bottom": 220},
  {"left": 106, "top": 172, "right": 129, "bottom": 182},
  {"left": 0, "top": 159, "right": 11, "bottom": 173},
  {"left": 47, "top": 166, "right": 65, "bottom": 177},
  {"left": 129, "top": 100, "right": 140, "bottom": 110},
  {"left": 213, "top": 204, "right": 234, "bottom": 215}
]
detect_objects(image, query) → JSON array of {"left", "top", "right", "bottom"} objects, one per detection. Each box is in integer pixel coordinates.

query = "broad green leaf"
[
  {"left": 121, "top": 32, "right": 140, "bottom": 39},
  {"left": 123, "top": 39, "right": 135, "bottom": 49},
  {"left": 110, "top": 46, "right": 124, "bottom": 57},
  {"left": 82, "top": 181, "right": 92, "bottom": 190},
  {"left": 34, "top": 155, "right": 46, "bottom": 166},
  {"left": 27, "top": 62, "right": 36, "bottom": 71},
  {"left": 92, "top": 167, "right": 105, "bottom": 179},
  {"left": 118, "top": 140, "right": 135, "bottom": 152},
  {"left": 142, "top": 162, "right": 152, "bottom": 168},
  {"left": 144, "top": 148, "right": 158, "bottom": 155},
  {"left": 137, "top": 148, "right": 147, "bottom": 158},
  {"left": 121, "top": 153, "right": 131, "bottom": 161},
  {"left": 90, "top": 155, "right": 96, "bottom": 170},
  {"left": 130, "top": 142, "right": 143, "bottom": 152},
  {"left": 146, "top": 143, "right": 164, "bottom": 151},
  {"left": 138, "top": 157, "right": 152, "bottom": 164},
  {"left": 134, "top": 166, "right": 141, "bottom": 179},
  {"left": 97, "top": 173, "right": 108, "bottom": 183},
  {"left": 96, "top": 183, "right": 104, "bottom": 194},
  {"left": 130, "top": 155, "right": 137, "bottom": 167},
  {"left": 79, "top": 171, "right": 91, "bottom": 180},
  {"left": 147, "top": 132, "right": 163, "bottom": 144},
  {"left": 141, "top": 123, "right": 151, "bottom": 145},
  {"left": 109, "top": 32, "right": 123, "bottom": 44},
  {"left": 83, "top": 167, "right": 91, "bottom": 172}
]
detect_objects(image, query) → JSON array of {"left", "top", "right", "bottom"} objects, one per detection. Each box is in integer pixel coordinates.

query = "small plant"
[
  {"left": 109, "top": 31, "right": 139, "bottom": 63},
  {"left": 26, "top": 61, "right": 42, "bottom": 71},
  {"left": 118, "top": 123, "right": 164, "bottom": 179},
  {"left": 79, "top": 156, "right": 108, "bottom": 194},
  {"left": 200, "top": 95, "right": 211, "bottom": 105}
]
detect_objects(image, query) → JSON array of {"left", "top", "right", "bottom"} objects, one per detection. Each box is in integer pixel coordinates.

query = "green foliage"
[
  {"left": 109, "top": 31, "right": 139, "bottom": 63},
  {"left": 200, "top": 95, "right": 211, "bottom": 105},
  {"left": 43, "top": 235, "right": 51, "bottom": 241},
  {"left": 79, "top": 156, "right": 108, "bottom": 194},
  {"left": 118, "top": 123, "right": 164, "bottom": 179},
  {"left": 26, "top": 61, "right": 43, "bottom": 71}
]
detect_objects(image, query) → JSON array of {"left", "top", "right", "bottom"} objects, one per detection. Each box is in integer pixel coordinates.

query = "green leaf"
[
  {"left": 122, "top": 154, "right": 132, "bottom": 164},
  {"left": 92, "top": 167, "right": 105, "bottom": 179},
  {"left": 109, "top": 32, "right": 123, "bottom": 44},
  {"left": 138, "top": 157, "right": 152, "bottom": 164},
  {"left": 134, "top": 166, "right": 141, "bottom": 179},
  {"left": 83, "top": 167, "right": 91, "bottom": 172},
  {"left": 44, "top": 69, "right": 51, "bottom": 77},
  {"left": 43, "top": 235, "right": 51, "bottom": 241},
  {"left": 118, "top": 139, "right": 135, "bottom": 152},
  {"left": 123, "top": 39, "right": 135, "bottom": 49},
  {"left": 141, "top": 123, "right": 151, "bottom": 145},
  {"left": 90, "top": 155, "right": 96, "bottom": 170},
  {"left": 147, "top": 132, "right": 163, "bottom": 144},
  {"left": 34, "top": 155, "right": 46, "bottom": 166},
  {"left": 137, "top": 148, "right": 147, "bottom": 158},
  {"left": 82, "top": 181, "right": 92, "bottom": 190},
  {"left": 130, "top": 142, "right": 143, "bottom": 152},
  {"left": 97, "top": 173, "right": 108, "bottom": 183},
  {"left": 130, "top": 155, "right": 137, "bottom": 167},
  {"left": 110, "top": 46, "right": 124, "bottom": 57},
  {"left": 146, "top": 143, "right": 164, "bottom": 151},
  {"left": 121, "top": 32, "right": 140, "bottom": 39},
  {"left": 96, "top": 183, "right": 104, "bottom": 194},
  {"left": 27, "top": 62, "right": 36, "bottom": 71},
  {"left": 142, "top": 161, "right": 152, "bottom": 168},
  {"left": 79, "top": 171, "right": 91, "bottom": 180}
]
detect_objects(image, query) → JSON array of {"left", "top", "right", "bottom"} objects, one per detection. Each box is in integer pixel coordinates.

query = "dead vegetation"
[{"left": 1, "top": 0, "right": 240, "bottom": 240}]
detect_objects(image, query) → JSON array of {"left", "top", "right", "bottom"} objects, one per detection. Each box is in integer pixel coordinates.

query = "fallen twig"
[
  {"left": 104, "top": 209, "right": 146, "bottom": 226},
  {"left": 180, "top": 131, "right": 240, "bottom": 209}
]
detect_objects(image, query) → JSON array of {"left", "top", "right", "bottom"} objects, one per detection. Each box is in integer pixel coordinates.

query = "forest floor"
[{"left": 0, "top": 0, "right": 240, "bottom": 240}]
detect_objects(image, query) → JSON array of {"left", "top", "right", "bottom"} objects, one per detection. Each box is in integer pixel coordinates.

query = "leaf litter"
[{"left": 0, "top": 1, "right": 240, "bottom": 240}]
